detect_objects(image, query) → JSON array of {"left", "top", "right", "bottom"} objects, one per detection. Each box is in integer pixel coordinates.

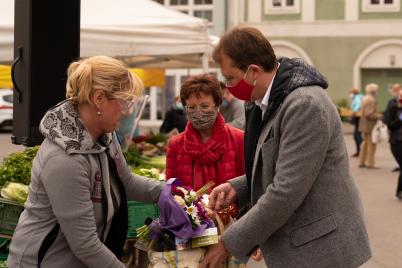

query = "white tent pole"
[
  {"left": 202, "top": 53, "right": 209, "bottom": 73},
  {"left": 124, "top": 94, "right": 149, "bottom": 152},
  {"left": 202, "top": 19, "right": 209, "bottom": 73}
]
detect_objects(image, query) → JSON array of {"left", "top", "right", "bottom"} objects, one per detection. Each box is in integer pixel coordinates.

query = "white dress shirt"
[{"left": 255, "top": 63, "right": 280, "bottom": 118}]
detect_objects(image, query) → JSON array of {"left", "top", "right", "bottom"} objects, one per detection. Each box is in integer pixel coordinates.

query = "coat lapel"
[{"left": 250, "top": 105, "right": 282, "bottom": 199}]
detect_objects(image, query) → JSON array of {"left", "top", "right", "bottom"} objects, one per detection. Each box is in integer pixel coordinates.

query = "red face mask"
[{"left": 226, "top": 67, "right": 256, "bottom": 102}]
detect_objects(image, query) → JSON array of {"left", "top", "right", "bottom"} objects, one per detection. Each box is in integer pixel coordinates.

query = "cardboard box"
[{"left": 175, "top": 227, "right": 218, "bottom": 250}]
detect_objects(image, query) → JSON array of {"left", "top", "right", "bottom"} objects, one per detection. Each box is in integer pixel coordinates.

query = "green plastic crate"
[
  {"left": 0, "top": 199, "right": 23, "bottom": 236},
  {"left": 127, "top": 201, "right": 159, "bottom": 238},
  {"left": 0, "top": 238, "right": 10, "bottom": 255}
]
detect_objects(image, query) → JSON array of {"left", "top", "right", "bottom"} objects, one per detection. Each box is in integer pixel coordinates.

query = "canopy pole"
[
  {"left": 202, "top": 18, "right": 209, "bottom": 73},
  {"left": 124, "top": 94, "right": 149, "bottom": 152},
  {"left": 202, "top": 53, "right": 209, "bottom": 73}
]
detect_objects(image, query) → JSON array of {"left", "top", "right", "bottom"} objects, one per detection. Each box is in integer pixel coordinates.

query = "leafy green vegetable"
[
  {"left": 0, "top": 259, "right": 7, "bottom": 268},
  {"left": 146, "top": 156, "right": 166, "bottom": 171},
  {"left": 146, "top": 133, "right": 168, "bottom": 145},
  {"left": 1, "top": 182, "right": 29, "bottom": 205},
  {"left": 0, "top": 146, "right": 39, "bottom": 187},
  {"left": 123, "top": 147, "right": 151, "bottom": 167},
  {"left": 132, "top": 168, "right": 160, "bottom": 180},
  {"left": 123, "top": 147, "right": 166, "bottom": 172}
]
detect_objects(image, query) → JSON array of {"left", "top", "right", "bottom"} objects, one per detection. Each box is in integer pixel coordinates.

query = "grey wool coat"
[{"left": 221, "top": 86, "right": 372, "bottom": 267}]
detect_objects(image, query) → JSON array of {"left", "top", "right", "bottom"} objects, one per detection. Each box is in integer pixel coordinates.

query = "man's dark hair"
[{"left": 213, "top": 27, "right": 277, "bottom": 72}]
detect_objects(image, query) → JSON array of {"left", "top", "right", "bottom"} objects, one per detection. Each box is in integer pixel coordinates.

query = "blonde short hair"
[
  {"left": 365, "top": 83, "right": 378, "bottom": 95},
  {"left": 66, "top": 56, "right": 143, "bottom": 105}
]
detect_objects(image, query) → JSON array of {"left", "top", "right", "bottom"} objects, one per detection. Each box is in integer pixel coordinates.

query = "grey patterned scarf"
[{"left": 39, "top": 100, "right": 112, "bottom": 154}]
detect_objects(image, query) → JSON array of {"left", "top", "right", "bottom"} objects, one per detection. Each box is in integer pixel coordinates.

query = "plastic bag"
[
  {"left": 148, "top": 248, "right": 205, "bottom": 268},
  {"left": 371, "top": 120, "right": 389, "bottom": 144}
]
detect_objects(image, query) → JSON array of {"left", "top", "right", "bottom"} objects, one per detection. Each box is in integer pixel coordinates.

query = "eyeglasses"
[
  {"left": 185, "top": 104, "right": 215, "bottom": 112},
  {"left": 117, "top": 99, "right": 135, "bottom": 113},
  {"left": 223, "top": 67, "right": 250, "bottom": 87},
  {"left": 223, "top": 77, "right": 236, "bottom": 87}
]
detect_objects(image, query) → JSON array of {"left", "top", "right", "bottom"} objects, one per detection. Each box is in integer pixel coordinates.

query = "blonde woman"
[{"left": 8, "top": 56, "right": 163, "bottom": 267}]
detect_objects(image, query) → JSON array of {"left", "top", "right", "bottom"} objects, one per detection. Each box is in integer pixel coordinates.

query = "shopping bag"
[
  {"left": 148, "top": 248, "right": 205, "bottom": 268},
  {"left": 371, "top": 120, "right": 389, "bottom": 144}
]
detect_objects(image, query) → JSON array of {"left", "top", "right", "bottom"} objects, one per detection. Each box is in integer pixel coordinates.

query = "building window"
[
  {"left": 152, "top": 0, "right": 213, "bottom": 24},
  {"left": 363, "top": 0, "right": 400, "bottom": 12},
  {"left": 194, "top": 10, "right": 212, "bottom": 22},
  {"left": 140, "top": 86, "right": 165, "bottom": 122},
  {"left": 170, "top": 0, "right": 189, "bottom": 5},
  {"left": 194, "top": 0, "right": 212, "bottom": 4},
  {"left": 265, "top": 0, "right": 300, "bottom": 15}
]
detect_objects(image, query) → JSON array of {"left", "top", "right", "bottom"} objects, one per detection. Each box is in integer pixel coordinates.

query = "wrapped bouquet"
[
  {"left": 136, "top": 179, "right": 248, "bottom": 268},
  {"left": 136, "top": 179, "right": 218, "bottom": 252}
]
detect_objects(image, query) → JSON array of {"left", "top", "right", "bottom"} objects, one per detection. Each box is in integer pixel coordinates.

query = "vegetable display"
[
  {"left": 0, "top": 146, "right": 39, "bottom": 187},
  {"left": 1, "top": 182, "right": 29, "bottom": 205}
]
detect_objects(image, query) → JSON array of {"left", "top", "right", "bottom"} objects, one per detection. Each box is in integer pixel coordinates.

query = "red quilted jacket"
[{"left": 165, "top": 114, "right": 245, "bottom": 190}]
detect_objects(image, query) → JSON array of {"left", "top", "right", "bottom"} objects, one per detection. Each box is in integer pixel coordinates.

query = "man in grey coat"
[{"left": 199, "top": 27, "right": 371, "bottom": 268}]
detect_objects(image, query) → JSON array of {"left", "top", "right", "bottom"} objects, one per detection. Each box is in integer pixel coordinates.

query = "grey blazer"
[{"left": 222, "top": 86, "right": 371, "bottom": 267}]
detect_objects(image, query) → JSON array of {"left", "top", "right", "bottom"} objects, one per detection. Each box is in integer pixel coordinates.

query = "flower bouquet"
[{"left": 136, "top": 179, "right": 218, "bottom": 252}]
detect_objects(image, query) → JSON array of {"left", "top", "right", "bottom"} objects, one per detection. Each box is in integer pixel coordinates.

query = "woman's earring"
[{"left": 97, "top": 111, "right": 101, "bottom": 116}]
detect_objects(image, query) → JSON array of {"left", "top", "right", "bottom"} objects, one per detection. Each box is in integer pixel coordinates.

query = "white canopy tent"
[{"left": 0, "top": 0, "right": 216, "bottom": 69}]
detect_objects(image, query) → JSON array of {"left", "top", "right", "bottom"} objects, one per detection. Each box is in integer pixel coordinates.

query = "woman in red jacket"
[{"left": 165, "top": 73, "right": 245, "bottom": 191}]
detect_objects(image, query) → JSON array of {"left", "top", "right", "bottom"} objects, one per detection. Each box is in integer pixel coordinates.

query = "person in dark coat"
[
  {"left": 349, "top": 87, "right": 363, "bottom": 157},
  {"left": 382, "top": 83, "right": 402, "bottom": 199},
  {"left": 220, "top": 82, "right": 246, "bottom": 130},
  {"left": 159, "top": 96, "right": 187, "bottom": 134},
  {"left": 383, "top": 83, "right": 401, "bottom": 172}
]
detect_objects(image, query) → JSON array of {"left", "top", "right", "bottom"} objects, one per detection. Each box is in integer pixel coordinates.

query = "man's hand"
[
  {"left": 198, "top": 241, "right": 229, "bottom": 268},
  {"left": 209, "top": 183, "right": 237, "bottom": 211},
  {"left": 251, "top": 248, "right": 263, "bottom": 262}
]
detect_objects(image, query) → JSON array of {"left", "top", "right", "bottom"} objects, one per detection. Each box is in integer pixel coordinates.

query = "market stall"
[{"left": 0, "top": 0, "right": 215, "bottom": 70}]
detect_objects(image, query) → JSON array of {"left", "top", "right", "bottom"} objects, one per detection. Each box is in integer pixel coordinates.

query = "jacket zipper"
[{"left": 97, "top": 155, "right": 108, "bottom": 242}]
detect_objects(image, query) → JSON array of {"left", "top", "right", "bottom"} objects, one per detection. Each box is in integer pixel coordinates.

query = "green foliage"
[
  {"left": 123, "top": 147, "right": 151, "bottom": 167},
  {"left": 146, "top": 133, "right": 168, "bottom": 145},
  {"left": 0, "top": 146, "right": 39, "bottom": 187},
  {"left": 335, "top": 98, "right": 350, "bottom": 122},
  {"left": 335, "top": 98, "right": 349, "bottom": 109},
  {"left": 123, "top": 147, "right": 166, "bottom": 171}
]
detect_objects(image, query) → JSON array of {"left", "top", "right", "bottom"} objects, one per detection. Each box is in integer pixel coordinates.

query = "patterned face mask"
[{"left": 187, "top": 109, "right": 218, "bottom": 130}]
